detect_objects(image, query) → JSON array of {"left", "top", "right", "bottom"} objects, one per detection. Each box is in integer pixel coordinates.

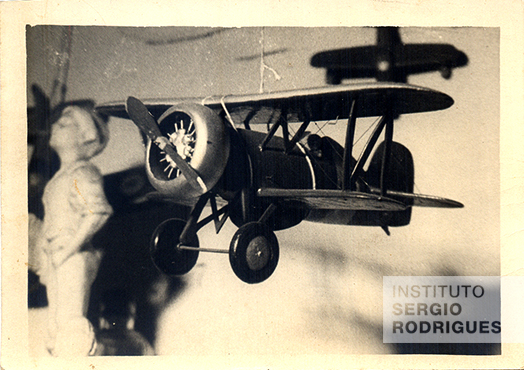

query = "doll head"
[{"left": 50, "top": 100, "right": 109, "bottom": 160}]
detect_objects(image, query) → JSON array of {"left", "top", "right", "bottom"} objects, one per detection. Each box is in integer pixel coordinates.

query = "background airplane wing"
[
  {"left": 310, "top": 45, "right": 468, "bottom": 79},
  {"left": 96, "top": 82, "right": 453, "bottom": 125},
  {"left": 256, "top": 188, "right": 407, "bottom": 211}
]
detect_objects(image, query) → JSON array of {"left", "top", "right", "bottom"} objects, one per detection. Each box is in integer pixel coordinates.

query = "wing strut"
[
  {"left": 342, "top": 99, "right": 357, "bottom": 190},
  {"left": 350, "top": 114, "right": 388, "bottom": 186},
  {"left": 349, "top": 112, "right": 395, "bottom": 195},
  {"left": 259, "top": 107, "right": 287, "bottom": 151},
  {"left": 259, "top": 107, "right": 311, "bottom": 153},
  {"left": 285, "top": 116, "right": 311, "bottom": 154},
  {"left": 380, "top": 116, "right": 394, "bottom": 196}
]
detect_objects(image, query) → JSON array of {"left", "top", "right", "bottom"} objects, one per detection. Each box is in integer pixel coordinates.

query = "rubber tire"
[
  {"left": 150, "top": 218, "right": 199, "bottom": 275},
  {"left": 229, "top": 222, "right": 279, "bottom": 284}
]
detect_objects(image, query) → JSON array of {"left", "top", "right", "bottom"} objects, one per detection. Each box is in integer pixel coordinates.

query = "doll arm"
[{"left": 50, "top": 210, "right": 111, "bottom": 268}]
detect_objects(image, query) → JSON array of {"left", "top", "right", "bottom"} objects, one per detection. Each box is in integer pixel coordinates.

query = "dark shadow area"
[
  {"left": 28, "top": 270, "right": 48, "bottom": 308},
  {"left": 394, "top": 343, "right": 500, "bottom": 355},
  {"left": 87, "top": 168, "right": 190, "bottom": 348}
]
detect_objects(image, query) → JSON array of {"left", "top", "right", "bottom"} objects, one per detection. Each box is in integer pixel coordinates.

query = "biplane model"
[
  {"left": 96, "top": 80, "right": 463, "bottom": 284},
  {"left": 311, "top": 27, "right": 469, "bottom": 84}
]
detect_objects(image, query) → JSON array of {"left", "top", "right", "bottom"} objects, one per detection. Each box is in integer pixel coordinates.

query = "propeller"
[{"left": 125, "top": 96, "right": 207, "bottom": 193}]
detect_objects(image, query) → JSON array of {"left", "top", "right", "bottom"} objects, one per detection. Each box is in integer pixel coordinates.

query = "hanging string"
[
  {"left": 259, "top": 28, "right": 265, "bottom": 93},
  {"left": 50, "top": 26, "right": 74, "bottom": 109},
  {"left": 220, "top": 96, "right": 237, "bottom": 129},
  {"left": 259, "top": 28, "right": 281, "bottom": 93}
]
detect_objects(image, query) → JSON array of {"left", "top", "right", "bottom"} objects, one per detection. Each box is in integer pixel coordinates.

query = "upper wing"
[{"left": 96, "top": 82, "right": 453, "bottom": 124}]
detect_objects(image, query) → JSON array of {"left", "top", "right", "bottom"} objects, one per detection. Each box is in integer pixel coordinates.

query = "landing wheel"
[
  {"left": 229, "top": 222, "right": 279, "bottom": 284},
  {"left": 150, "top": 218, "right": 199, "bottom": 275}
]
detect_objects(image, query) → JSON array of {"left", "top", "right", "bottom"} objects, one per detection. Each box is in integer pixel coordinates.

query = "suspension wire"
[
  {"left": 313, "top": 117, "right": 339, "bottom": 136},
  {"left": 354, "top": 116, "right": 381, "bottom": 146},
  {"left": 292, "top": 116, "right": 420, "bottom": 194},
  {"left": 309, "top": 116, "right": 379, "bottom": 164},
  {"left": 288, "top": 122, "right": 341, "bottom": 189}
]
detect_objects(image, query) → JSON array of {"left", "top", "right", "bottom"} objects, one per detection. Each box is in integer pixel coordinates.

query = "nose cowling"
[{"left": 145, "top": 102, "right": 230, "bottom": 202}]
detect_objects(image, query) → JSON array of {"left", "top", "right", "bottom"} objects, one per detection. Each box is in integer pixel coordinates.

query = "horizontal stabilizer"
[{"left": 257, "top": 188, "right": 407, "bottom": 211}]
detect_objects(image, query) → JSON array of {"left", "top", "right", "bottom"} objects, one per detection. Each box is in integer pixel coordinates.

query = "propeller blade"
[{"left": 125, "top": 96, "right": 207, "bottom": 193}]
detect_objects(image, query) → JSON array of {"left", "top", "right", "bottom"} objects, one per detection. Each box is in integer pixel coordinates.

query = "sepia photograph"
[
  {"left": 1, "top": 1, "right": 523, "bottom": 369},
  {"left": 26, "top": 25, "right": 499, "bottom": 356}
]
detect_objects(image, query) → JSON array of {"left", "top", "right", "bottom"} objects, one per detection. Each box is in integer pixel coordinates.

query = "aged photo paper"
[{"left": 1, "top": 0, "right": 523, "bottom": 369}]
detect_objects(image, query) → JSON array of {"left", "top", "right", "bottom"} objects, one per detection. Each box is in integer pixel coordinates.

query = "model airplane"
[
  {"left": 311, "top": 27, "right": 469, "bottom": 84},
  {"left": 96, "top": 80, "right": 463, "bottom": 284}
]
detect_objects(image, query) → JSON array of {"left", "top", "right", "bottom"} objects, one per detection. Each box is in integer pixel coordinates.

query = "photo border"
[{"left": 2, "top": 0, "right": 523, "bottom": 368}]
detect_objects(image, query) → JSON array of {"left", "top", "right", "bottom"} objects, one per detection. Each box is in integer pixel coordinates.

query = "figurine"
[{"left": 30, "top": 101, "right": 113, "bottom": 356}]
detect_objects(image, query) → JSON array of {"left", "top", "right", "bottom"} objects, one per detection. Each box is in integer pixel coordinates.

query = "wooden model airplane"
[{"left": 96, "top": 80, "right": 463, "bottom": 284}]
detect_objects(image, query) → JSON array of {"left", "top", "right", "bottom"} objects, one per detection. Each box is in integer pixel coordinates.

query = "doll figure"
[{"left": 31, "top": 102, "right": 113, "bottom": 356}]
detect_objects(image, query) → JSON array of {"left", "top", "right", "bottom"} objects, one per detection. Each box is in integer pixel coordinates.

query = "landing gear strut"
[{"left": 149, "top": 194, "right": 281, "bottom": 284}]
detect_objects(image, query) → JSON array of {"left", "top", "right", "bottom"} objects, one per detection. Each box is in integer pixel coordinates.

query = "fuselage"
[{"left": 221, "top": 128, "right": 407, "bottom": 231}]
